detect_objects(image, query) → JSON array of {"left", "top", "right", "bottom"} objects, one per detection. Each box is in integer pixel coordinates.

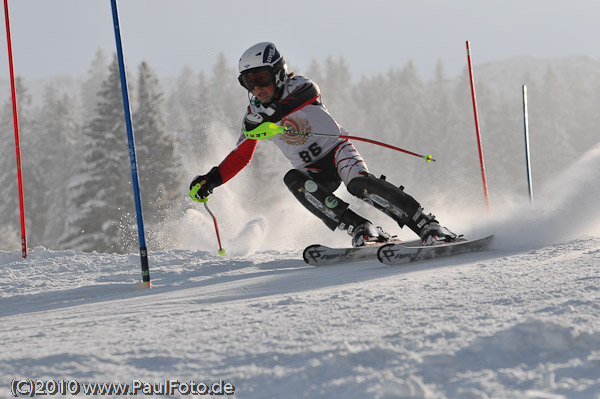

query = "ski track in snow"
[{"left": 1, "top": 147, "right": 600, "bottom": 398}]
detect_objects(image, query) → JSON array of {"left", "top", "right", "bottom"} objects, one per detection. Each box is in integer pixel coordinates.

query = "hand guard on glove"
[
  {"left": 243, "top": 103, "right": 283, "bottom": 131},
  {"left": 189, "top": 166, "right": 223, "bottom": 200}
]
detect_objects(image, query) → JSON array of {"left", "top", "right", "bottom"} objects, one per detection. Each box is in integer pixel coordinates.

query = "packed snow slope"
[{"left": 1, "top": 147, "right": 599, "bottom": 398}]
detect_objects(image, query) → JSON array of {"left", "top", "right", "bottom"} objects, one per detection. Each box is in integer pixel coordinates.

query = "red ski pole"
[
  {"left": 296, "top": 131, "right": 434, "bottom": 162},
  {"left": 189, "top": 182, "right": 225, "bottom": 255}
]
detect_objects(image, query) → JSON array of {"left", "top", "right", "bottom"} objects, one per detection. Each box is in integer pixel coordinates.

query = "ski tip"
[{"left": 303, "top": 244, "right": 322, "bottom": 265}]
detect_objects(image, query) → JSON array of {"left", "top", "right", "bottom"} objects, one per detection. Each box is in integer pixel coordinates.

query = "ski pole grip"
[
  {"left": 189, "top": 181, "right": 209, "bottom": 203},
  {"left": 244, "top": 122, "right": 285, "bottom": 140}
]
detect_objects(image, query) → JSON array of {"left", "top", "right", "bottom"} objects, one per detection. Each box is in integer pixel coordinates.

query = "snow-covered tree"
[
  {"left": 31, "top": 85, "right": 80, "bottom": 247},
  {"left": 0, "top": 77, "right": 33, "bottom": 248},
  {"left": 318, "top": 56, "right": 356, "bottom": 128},
  {"left": 133, "top": 61, "right": 180, "bottom": 228},
  {"left": 166, "top": 66, "right": 196, "bottom": 137},
  {"left": 208, "top": 52, "right": 243, "bottom": 128},
  {"left": 80, "top": 48, "right": 109, "bottom": 123},
  {"left": 61, "top": 55, "right": 133, "bottom": 253}
]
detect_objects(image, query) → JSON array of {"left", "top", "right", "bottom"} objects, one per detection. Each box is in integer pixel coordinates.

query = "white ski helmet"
[{"left": 238, "top": 42, "right": 288, "bottom": 92}]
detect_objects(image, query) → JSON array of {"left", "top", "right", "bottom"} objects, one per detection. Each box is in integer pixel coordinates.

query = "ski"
[
  {"left": 377, "top": 235, "right": 494, "bottom": 265},
  {"left": 303, "top": 235, "right": 494, "bottom": 266},
  {"left": 303, "top": 239, "right": 421, "bottom": 266}
]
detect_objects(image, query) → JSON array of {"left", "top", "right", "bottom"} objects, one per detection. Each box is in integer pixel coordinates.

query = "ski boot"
[
  {"left": 419, "top": 220, "right": 458, "bottom": 246},
  {"left": 338, "top": 208, "right": 390, "bottom": 247},
  {"left": 349, "top": 222, "right": 391, "bottom": 247}
]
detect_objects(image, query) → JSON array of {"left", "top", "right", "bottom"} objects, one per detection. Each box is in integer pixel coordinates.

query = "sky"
[{"left": 0, "top": 0, "right": 598, "bottom": 82}]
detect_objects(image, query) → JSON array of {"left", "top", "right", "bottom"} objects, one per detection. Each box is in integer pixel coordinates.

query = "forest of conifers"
[{"left": 1, "top": 49, "right": 599, "bottom": 252}]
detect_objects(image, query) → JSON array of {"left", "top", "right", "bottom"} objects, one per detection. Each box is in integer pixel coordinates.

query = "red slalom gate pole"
[
  {"left": 465, "top": 40, "right": 490, "bottom": 212},
  {"left": 3, "top": 0, "right": 27, "bottom": 258}
]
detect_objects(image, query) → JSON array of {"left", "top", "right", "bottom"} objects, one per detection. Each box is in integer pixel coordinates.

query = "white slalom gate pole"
[{"left": 522, "top": 85, "right": 533, "bottom": 204}]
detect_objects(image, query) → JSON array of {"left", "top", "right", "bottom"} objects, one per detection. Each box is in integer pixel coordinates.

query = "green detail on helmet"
[{"left": 244, "top": 122, "right": 285, "bottom": 140}]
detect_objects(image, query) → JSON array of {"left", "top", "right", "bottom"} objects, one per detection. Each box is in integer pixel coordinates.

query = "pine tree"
[
  {"left": 208, "top": 53, "right": 243, "bottom": 128},
  {"left": 167, "top": 68, "right": 220, "bottom": 163},
  {"left": 166, "top": 66, "right": 196, "bottom": 138},
  {"left": 448, "top": 67, "right": 483, "bottom": 180},
  {"left": 385, "top": 60, "right": 426, "bottom": 143},
  {"left": 61, "top": 54, "right": 133, "bottom": 253},
  {"left": 304, "top": 58, "right": 324, "bottom": 85},
  {"left": 0, "top": 77, "right": 33, "bottom": 248},
  {"left": 133, "top": 61, "right": 180, "bottom": 230},
  {"left": 190, "top": 72, "right": 221, "bottom": 158},
  {"left": 352, "top": 72, "right": 389, "bottom": 142},
  {"left": 319, "top": 56, "right": 356, "bottom": 127},
  {"left": 425, "top": 60, "right": 453, "bottom": 149},
  {"left": 419, "top": 60, "right": 464, "bottom": 192},
  {"left": 80, "top": 48, "right": 108, "bottom": 123},
  {"left": 539, "top": 67, "right": 577, "bottom": 178},
  {"left": 32, "top": 85, "right": 80, "bottom": 247}
]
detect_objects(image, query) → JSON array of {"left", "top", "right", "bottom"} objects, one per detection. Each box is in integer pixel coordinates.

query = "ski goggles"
[{"left": 238, "top": 67, "right": 274, "bottom": 91}]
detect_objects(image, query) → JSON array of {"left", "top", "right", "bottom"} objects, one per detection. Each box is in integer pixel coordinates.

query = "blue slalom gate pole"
[
  {"left": 110, "top": 0, "right": 151, "bottom": 288},
  {"left": 522, "top": 85, "right": 533, "bottom": 204}
]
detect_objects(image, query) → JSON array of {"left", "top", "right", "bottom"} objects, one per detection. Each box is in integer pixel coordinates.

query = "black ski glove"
[
  {"left": 243, "top": 103, "right": 283, "bottom": 131},
  {"left": 189, "top": 166, "right": 223, "bottom": 200}
]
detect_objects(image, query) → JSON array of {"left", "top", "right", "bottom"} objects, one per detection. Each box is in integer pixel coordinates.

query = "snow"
[{"left": 1, "top": 149, "right": 600, "bottom": 398}]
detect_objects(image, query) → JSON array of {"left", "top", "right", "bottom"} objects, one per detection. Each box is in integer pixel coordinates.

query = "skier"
[{"left": 190, "top": 42, "right": 457, "bottom": 247}]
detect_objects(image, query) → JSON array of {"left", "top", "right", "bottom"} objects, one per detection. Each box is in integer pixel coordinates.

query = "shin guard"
[
  {"left": 347, "top": 174, "right": 436, "bottom": 235},
  {"left": 284, "top": 169, "right": 350, "bottom": 231}
]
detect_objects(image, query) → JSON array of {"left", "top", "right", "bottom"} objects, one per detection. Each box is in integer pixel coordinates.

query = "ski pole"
[
  {"left": 244, "top": 122, "right": 435, "bottom": 162},
  {"left": 189, "top": 182, "right": 225, "bottom": 255},
  {"left": 294, "top": 130, "right": 434, "bottom": 162}
]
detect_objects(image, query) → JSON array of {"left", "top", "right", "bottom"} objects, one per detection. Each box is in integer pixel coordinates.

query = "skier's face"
[
  {"left": 240, "top": 67, "right": 276, "bottom": 103},
  {"left": 252, "top": 81, "right": 276, "bottom": 104}
]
